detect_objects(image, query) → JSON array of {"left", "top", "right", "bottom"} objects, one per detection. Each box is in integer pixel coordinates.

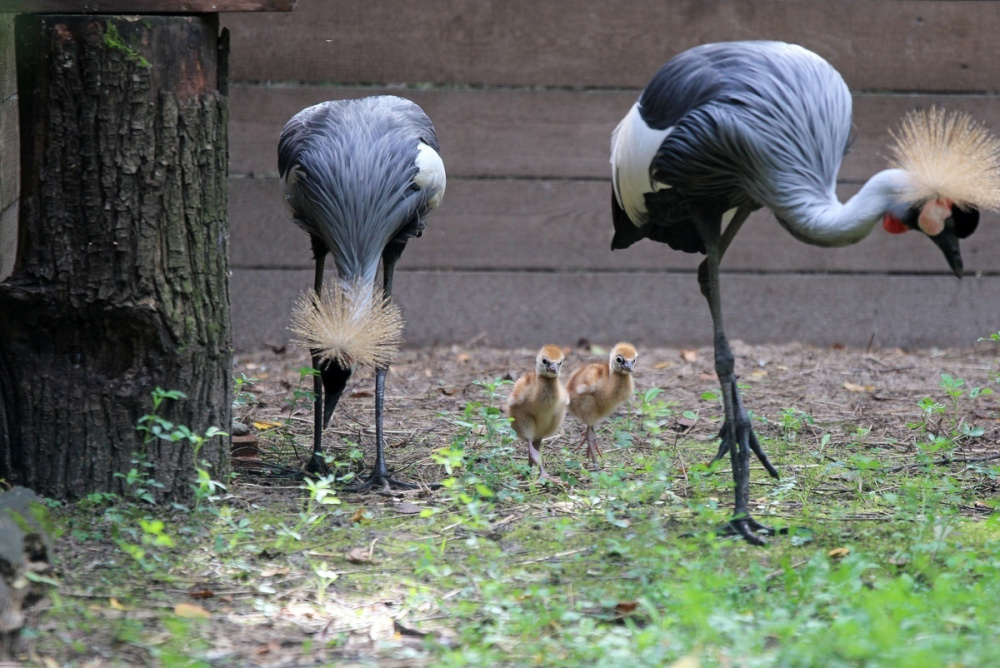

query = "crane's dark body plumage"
[
  {"left": 613, "top": 41, "right": 853, "bottom": 254},
  {"left": 279, "top": 96, "right": 445, "bottom": 488},
  {"left": 612, "top": 41, "right": 980, "bottom": 544}
]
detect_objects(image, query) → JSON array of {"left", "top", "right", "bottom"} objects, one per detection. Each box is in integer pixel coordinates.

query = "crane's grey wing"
[
  {"left": 650, "top": 42, "right": 851, "bottom": 225},
  {"left": 613, "top": 42, "right": 852, "bottom": 253},
  {"left": 277, "top": 97, "right": 445, "bottom": 283}
]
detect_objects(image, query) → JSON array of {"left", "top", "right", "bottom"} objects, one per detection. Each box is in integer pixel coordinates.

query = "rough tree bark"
[{"left": 0, "top": 15, "right": 232, "bottom": 502}]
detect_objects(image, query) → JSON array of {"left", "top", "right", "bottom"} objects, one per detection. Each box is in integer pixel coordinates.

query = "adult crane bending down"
[
  {"left": 610, "top": 41, "right": 1000, "bottom": 544},
  {"left": 279, "top": 96, "right": 446, "bottom": 491}
]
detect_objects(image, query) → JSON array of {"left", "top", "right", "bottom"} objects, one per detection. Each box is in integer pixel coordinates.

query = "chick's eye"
[
  {"left": 541, "top": 359, "right": 549, "bottom": 365},
  {"left": 616, "top": 357, "right": 624, "bottom": 364}
]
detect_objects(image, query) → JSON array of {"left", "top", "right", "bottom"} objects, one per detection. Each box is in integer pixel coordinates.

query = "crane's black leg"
[
  {"left": 694, "top": 211, "right": 783, "bottom": 545},
  {"left": 306, "top": 237, "right": 331, "bottom": 475},
  {"left": 341, "top": 241, "right": 437, "bottom": 493}
]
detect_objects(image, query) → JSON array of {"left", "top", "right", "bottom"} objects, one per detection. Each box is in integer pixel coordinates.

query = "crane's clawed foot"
[
  {"left": 537, "top": 470, "right": 568, "bottom": 487},
  {"left": 340, "top": 472, "right": 441, "bottom": 495},
  {"left": 304, "top": 453, "right": 332, "bottom": 477},
  {"left": 709, "top": 421, "right": 780, "bottom": 479},
  {"left": 717, "top": 515, "right": 788, "bottom": 546}
]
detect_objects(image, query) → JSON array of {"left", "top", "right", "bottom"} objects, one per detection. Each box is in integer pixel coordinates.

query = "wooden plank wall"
[
  {"left": 225, "top": 0, "right": 1000, "bottom": 351},
  {"left": 0, "top": 14, "right": 17, "bottom": 281}
]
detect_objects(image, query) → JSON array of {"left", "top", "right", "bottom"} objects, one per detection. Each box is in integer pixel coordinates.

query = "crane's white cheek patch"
[{"left": 917, "top": 198, "right": 950, "bottom": 237}]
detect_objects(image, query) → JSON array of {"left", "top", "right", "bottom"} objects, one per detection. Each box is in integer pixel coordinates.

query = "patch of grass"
[{"left": 19, "top": 349, "right": 1000, "bottom": 666}]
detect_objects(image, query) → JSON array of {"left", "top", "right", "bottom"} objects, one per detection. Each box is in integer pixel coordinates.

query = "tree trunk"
[{"left": 0, "top": 15, "right": 232, "bottom": 502}]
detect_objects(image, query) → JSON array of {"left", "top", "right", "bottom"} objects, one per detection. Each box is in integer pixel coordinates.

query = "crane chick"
[
  {"left": 507, "top": 345, "right": 570, "bottom": 484},
  {"left": 566, "top": 343, "right": 637, "bottom": 468}
]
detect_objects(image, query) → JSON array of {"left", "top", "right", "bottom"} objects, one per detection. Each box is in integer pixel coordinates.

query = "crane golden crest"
[
  {"left": 289, "top": 280, "right": 404, "bottom": 370},
  {"left": 889, "top": 107, "right": 1000, "bottom": 211}
]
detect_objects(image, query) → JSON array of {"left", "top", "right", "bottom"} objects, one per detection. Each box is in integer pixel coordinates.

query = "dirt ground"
[
  {"left": 25, "top": 340, "right": 1000, "bottom": 667},
  {"left": 233, "top": 339, "right": 1000, "bottom": 486}
]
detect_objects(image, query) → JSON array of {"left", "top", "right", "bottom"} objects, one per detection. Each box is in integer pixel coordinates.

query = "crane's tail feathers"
[
  {"left": 289, "top": 281, "right": 404, "bottom": 369},
  {"left": 889, "top": 107, "right": 1000, "bottom": 211}
]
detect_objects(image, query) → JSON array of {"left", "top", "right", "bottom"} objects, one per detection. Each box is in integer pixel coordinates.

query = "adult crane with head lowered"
[
  {"left": 610, "top": 41, "right": 1000, "bottom": 544},
  {"left": 279, "top": 96, "right": 446, "bottom": 490}
]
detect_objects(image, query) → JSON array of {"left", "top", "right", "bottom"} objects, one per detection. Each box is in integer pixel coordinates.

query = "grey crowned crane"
[
  {"left": 610, "top": 41, "right": 1000, "bottom": 544},
  {"left": 279, "top": 96, "right": 446, "bottom": 491}
]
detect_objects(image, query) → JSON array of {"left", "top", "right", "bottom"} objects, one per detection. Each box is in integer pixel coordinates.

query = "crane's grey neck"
[{"left": 770, "top": 169, "right": 912, "bottom": 248}]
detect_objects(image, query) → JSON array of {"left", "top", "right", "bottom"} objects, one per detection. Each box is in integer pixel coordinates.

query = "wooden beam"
[
  {"left": 230, "top": 268, "right": 1000, "bottom": 350},
  {"left": 229, "top": 85, "right": 1000, "bottom": 182},
  {"left": 224, "top": 0, "right": 1000, "bottom": 91},
  {"left": 0, "top": 0, "right": 295, "bottom": 13},
  {"left": 228, "top": 177, "right": 1000, "bottom": 275}
]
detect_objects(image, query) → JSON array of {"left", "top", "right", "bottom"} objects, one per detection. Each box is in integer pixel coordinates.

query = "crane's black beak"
[
  {"left": 319, "top": 358, "right": 353, "bottom": 427},
  {"left": 928, "top": 206, "right": 978, "bottom": 278},
  {"left": 930, "top": 228, "right": 964, "bottom": 278}
]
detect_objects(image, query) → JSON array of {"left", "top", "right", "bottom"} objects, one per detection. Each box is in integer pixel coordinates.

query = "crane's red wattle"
[{"left": 883, "top": 215, "right": 909, "bottom": 234}]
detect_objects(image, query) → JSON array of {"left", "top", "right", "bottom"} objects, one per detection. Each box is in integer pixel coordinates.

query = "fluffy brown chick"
[
  {"left": 566, "top": 342, "right": 637, "bottom": 468},
  {"left": 507, "top": 345, "right": 570, "bottom": 483}
]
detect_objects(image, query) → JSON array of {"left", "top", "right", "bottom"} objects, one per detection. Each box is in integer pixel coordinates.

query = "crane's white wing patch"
[
  {"left": 414, "top": 142, "right": 446, "bottom": 210},
  {"left": 611, "top": 102, "right": 673, "bottom": 226}
]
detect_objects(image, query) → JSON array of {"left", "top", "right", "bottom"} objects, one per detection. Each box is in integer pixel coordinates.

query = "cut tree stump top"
[{"left": 0, "top": 0, "right": 294, "bottom": 13}]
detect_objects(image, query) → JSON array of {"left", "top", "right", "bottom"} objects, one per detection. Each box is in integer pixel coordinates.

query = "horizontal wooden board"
[
  {"left": 230, "top": 268, "right": 1000, "bottom": 351},
  {"left": 223, "top": 0, "right": 1000, "bottom": 91},
  {"left": 229, "top": 178, "right": 1000, "bottom": 274},
  {"left": 230, "top": 85, "right": 1000, "bottom": 181},
  {"left": 0, "top": 0, "right": 294, "bottom": 12}
]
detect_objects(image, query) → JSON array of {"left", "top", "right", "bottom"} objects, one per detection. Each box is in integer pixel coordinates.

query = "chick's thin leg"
[
  {"left": 528, "top": 440, "right": 563, "bottom": 484},
  {"left": 584, "top": 426, "right": 602, "bottom": 468}
]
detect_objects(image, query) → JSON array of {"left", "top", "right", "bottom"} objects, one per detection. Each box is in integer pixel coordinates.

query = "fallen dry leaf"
[
  {"left": 653, "top": 360, "right": 675, "bottom": 369},
  {"left": 670, "top": 657, "right": 701, "bottom": 668},
  {"left": 396, "top": 501, "right": 423, "bottom": 515},
  {"left": 252, "top": 420, "right": 282, "bottom": 430},
  {"left": 188, "top": 588, "right": 215, "bottom": 600},
  {"left": 260, "top": 566, "right": 290, "bottom": 577},
  {"left": 457, "top": 352, "right": 471, "bottom": 363},
  {"left": 828, "top": 547, "right": 851, "bottom": 560},
  {"left": 675, "top": 417, "right": 697, "bottom": 430},
  {"left": 615, "top": 600, "right": 638, "bottom": 615},
  {"left": 347, "top": 547, "right": 373, "bottom": 564},
  {"left": 254, "top": 641, "right": 280, "bottom": 656},
  {"left": 350, "top": 507, "right": 368, "bottom": 524},
  {"left": 681, "top": 349, "right": 698, "bottom": 363},
  {"left": 350, "top": 389, "right": 374, "bottom": 398},
  {"left": 174, "top": 602, "right": 211, "bottom": 619},
  {"left": 109, "top": 598, "right": 127, "bottom": 611},
  {"left": 843, "top": 382, "right": 875, "bottom": 393}
]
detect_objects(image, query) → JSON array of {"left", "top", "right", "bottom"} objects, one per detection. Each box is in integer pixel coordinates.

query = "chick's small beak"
[{"left": 929, "top": 227, "right": 964, "bottom": 278}]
